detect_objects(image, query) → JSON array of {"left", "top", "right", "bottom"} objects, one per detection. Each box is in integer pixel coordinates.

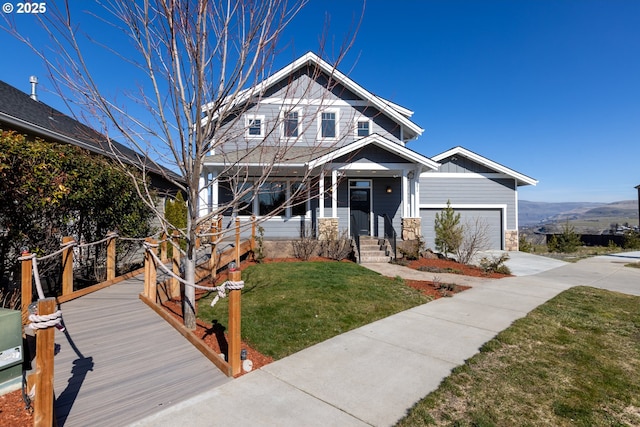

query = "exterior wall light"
[{"left": 386, "top": 186, "right": 392, "bottom": 194}]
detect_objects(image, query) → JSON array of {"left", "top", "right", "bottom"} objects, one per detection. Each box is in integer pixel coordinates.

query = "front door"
[{"left": 350, "top": 180, "right": 371, "bottom": 236}]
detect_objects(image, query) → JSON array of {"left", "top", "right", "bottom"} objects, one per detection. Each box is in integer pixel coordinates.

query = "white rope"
[
  {"left": 28, "top": 310, "right": 62, "bottom": 330},
  {"left": 143, "top": 242, "right": 245, "bottom": 295},
  {"left": 37, "top": 239, "right": 77, "bottom": 261},
  {"left": 31, "top": 257, "right": 45, "bottom": 300},
  {"left": 210, "top": 280, "right": 245, "bottom": 307},
  {"left": 76, "top": 234, "right": 115, "bottom": 248}
]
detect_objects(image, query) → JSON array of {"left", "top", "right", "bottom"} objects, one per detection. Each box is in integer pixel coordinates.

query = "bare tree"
[
  {"left": 4, "top": 1, "right": 361, "bottom": 329},
  {"left": 456, "top": 218, "right": 490, "bottom": 265}
]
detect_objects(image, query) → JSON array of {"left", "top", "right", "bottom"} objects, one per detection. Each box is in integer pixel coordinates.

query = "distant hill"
[{"left": 519, "top": 200, "right": 638, "bottom": 229}]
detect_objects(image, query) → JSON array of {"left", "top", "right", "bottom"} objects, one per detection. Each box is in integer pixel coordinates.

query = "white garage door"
[{"left": 420, "top": 208, "right": 503, "bottom": 250}]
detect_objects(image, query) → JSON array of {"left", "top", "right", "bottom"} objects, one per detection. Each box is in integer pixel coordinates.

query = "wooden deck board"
[{"left": 53, "top": 272, "right": 230, "bottom": 426}]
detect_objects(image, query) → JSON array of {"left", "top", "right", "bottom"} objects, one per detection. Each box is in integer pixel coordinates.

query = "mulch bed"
[
  {"left": 0, "top": 256, "right": 494, "bottom": 426},
  {"left": 405, "top": 256, "right": 511, "bottom": 279}
]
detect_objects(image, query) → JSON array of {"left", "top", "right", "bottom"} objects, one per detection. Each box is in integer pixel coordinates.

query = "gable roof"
[
  {"left": 432, "top": 146, "right": 538, "bottom": 186},
  {"left": 0, "top": 80, "right": 182, "bottom": 189},
  {"left": 308, "top": 134, "right": 439, "bottom": 171},
  {"left": 203, "top": 52, "right": 424, "bottom": 142}
]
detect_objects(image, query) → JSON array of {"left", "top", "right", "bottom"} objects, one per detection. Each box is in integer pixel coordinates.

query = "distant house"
[
  {"left": 198, "top": 52, "right": 537, "bottom": 254},
  {"left": 0, "top": 79, "right": 180, "bottom": 195}
]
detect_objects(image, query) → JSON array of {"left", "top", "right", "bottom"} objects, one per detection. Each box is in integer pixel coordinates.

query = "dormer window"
[{"left": 246, "top": 114, "right": 265, "bottom": 138}]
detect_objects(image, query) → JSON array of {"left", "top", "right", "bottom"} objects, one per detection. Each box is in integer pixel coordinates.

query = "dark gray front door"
[{"left": 350, "top": 187, "right": 370, "bottom": 236}]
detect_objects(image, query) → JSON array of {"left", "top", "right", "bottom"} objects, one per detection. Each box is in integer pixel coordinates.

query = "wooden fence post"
[
  {"left": 171, "top": 231, "right": 181, "bottom": 299},
  {"left": 33, "top": 297, "right": 56, "bottom": 427},
  {"left": 21, "top": 250, "right": 32, "bottom": 326},
  {"left": 228, "top": 269, "right": 242, "bottom": 377},
  {"left": 160, "top": 232, "right": 168, "bottom": 262},
  {"left": 195, "top": 226, "right": 201, "bottom": 250},
  {"left": 106, "top": 232, "right": 116, "bottom": 282},
  {"left": 235, "top": 217, "right": 241, "bottom": 267},
  {"left": 62, "top": 236, "right": 74, "bottom": 296},
  {"left": 210, "top": 220, "right": 218, "bottom": 282}
]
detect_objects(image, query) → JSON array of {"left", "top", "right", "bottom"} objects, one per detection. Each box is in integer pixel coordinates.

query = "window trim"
[
  {"left": 245, "top": 114, "right": 265, "bottom": 139},
  {"left": 234, "top": 180, "right": 310, "bottom": 219},
  {"left": 317, "top": 108, "right": 339, "bottom": 141},
  {"left": 280, "top": 107, "right": 302, "bottom": 141},
  {"left": 354, "top": 118, "right": 372, "bottom": 138}
]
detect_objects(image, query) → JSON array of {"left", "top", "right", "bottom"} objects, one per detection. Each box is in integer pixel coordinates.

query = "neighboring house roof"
[
  {"left": 0, "top": 80, "right": 182, "bottom": 190},
  {"left": 203, "top": 52, "right": 424, "bottom": 142},
  {"left": 308, "top": 134, "right": 439, "bottom": 171},
  {"left": 432, "top": 146, "right": 538, "bottom": 186}
]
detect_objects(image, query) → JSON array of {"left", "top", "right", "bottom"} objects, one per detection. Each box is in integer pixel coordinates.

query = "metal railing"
[
  {"left": 350, "top": 215, "right": 361, "bottom": 264},
  {"left": 382, "top": 214, "right": 397, "bottom": 261}
]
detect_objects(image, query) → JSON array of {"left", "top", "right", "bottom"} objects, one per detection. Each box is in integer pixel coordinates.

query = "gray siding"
[
  {"left": 419, "top": 176, "right": 517, "bottom": 229},
  {"left": 421, "top": 208, "right": 503, "bottom": 250},
  {"left": 433, "top": 157, "right": 494, "bottom": 174},
  {"left": 214, "top": 71, "right": 405, "bottom": 156}
]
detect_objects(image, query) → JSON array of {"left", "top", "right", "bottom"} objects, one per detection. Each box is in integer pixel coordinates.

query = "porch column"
[
  {"left": 211, "top": 171, "right": 219, "bottom": 211},
  {"left": 413, "top": 176, "right": 420, "bottom": 217},
  {"left": 402, "top": 171, "right": 409, "bottom": 217},
  {"left": 331, "top": 169, "right": 338, "bottom": 218},
  {"left": 319, "top": 169, "right": 325, "bottom": 218},
  {"left": 198, "top": 174, "right": 208, "bottom": 217}
]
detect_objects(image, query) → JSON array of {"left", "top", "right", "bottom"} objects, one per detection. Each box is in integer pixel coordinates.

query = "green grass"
[
  {"left": 196, "top": 261, "right": 430, "bottom": 359},
  {"left": 396, "top": 286, "right": 640, "bottom": 426}
]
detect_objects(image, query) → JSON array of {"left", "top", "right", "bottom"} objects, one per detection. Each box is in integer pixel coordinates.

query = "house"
[
  {"left": 199, "top": 52, "right": 536, "bottom": 254},
  {"left": 0, "top": 78, "right": 180, "bottom": 195}
]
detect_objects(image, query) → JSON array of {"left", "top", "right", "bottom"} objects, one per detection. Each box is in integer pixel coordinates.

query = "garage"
[{"left": 420, "top": 208, "right": 504, "bottom": 251}]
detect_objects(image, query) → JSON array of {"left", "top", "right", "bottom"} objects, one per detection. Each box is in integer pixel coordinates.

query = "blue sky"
[{"left": 2, "top": 0, "right": 639, "bottom": 203}]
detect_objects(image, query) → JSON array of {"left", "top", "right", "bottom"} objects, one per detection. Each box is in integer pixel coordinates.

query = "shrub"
[
  {"left": 291, "top": 226, "right": 318, "bottom": 261},
  {"left": 434, "top": 200, "right": 462, "bottom": 256},
  {"left": 547, "top": 221, "right": 581, "bottom": 253},
  {"left": 479, "top": 253, "right": 511, "bottom": 275},
  {"left": 623, "top": 231, "right": 640, "bottom": 250},
  {"left": 321, "top": 229, "right": 352, "bottom": 261},
  {"left": 519, "top": 235, "right": 533, "bottom": 253},
  {"left": 456, "top": 218, "right": 490, "bottom": 265}
]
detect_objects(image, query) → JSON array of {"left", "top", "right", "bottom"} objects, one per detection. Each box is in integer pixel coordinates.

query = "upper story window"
[
  {"left": 319, "top": 109, "right": 338, "bottom": 139},
  {"left": 246, "top": 114, "right": 265, "bottom": 138},
  {"left": 356, "top": 119, "right": 371, "bottom": 137},
  {"left": 282, "top": 109, "right": 300, "bottom": 139}
]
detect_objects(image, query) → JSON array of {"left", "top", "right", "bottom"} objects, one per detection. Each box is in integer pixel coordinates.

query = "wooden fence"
[{"left": 19, "top": 216, "right": 257, "bottom": 426}]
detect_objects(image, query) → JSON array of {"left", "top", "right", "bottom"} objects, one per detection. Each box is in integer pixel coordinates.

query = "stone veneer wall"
[
  {"left": 505, "top": 229, "right": 519, "bottom": 251},
  {"left": 401, "top": 217, "right": 422, "bottom": 241},
  {"left": 318, "top": 218, "right": 339, "bottom": 240}
]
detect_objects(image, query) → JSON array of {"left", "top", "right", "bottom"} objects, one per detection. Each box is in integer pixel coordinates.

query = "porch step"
[{"left": 356, "top": 237, "right": 391, "bottom": 263}]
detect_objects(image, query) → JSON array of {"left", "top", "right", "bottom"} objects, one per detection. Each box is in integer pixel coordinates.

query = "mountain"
[{"left": 519, "top": 200, "right": 638, "bottom": 227}]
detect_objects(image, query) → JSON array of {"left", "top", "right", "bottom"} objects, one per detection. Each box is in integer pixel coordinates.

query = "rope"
[
  {"left": 143, "top": 242, "right": 245, "bottom": 295},
  {"left": 28, "top": 310, "right": 63, "bottom": 330},
  {"left": 76, "top": 234, "right": 115, "bottom": 248},
  {"left": 210, "top": 280, "right": 245, "bottom": 307}
]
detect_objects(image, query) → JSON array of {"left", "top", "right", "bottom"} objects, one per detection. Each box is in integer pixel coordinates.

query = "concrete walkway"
[{"left": 131, "top": 251, "right": 640, "bottom": 427}]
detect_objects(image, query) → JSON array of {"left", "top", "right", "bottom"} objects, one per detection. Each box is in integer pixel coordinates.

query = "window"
[
  {"left": 258, "top": 182, "right": 286, "bottom": 216},
  {"left": 236, "top": 181, "right": 254, "bottom": 216},
  {"left": 356, "top": 120, "right": 370, "bottom": 137},
  {"left": 320, "top": 110, "right": 338, "bottom": 139},
  {"left": 290, "top": 182, "right": 307, "bottom": 216},
  {"left": 245, "top": 114, "right": 265, "bottom": 138},
  {"left": 284, "top": 110, "right": 299, "bottom": 138}
]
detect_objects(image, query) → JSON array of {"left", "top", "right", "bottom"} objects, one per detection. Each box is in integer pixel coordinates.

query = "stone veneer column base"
[
  {"left": 318, "top": 218, "right": 339, "bottom": 240},
  {"left": 505, "top": 229, "right": 519, "bottom": 251},
  {"left": 401, "top": 217, "right": 422, "bottom": 241}
]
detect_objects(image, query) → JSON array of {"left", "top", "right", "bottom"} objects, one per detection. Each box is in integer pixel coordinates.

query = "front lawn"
[
  {"left": 396, "top": 286, "right": 640, "bottom": 426},
  {"left": 197, "top": 261, "right": 431, "bottom": 359}
]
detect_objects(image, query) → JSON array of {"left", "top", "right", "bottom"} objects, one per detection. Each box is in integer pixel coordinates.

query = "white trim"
[
  {"left": 198, "top": 176, "right": 208, "bottom": 217},
  {"left": 331, "top": 170, "right": 338, "bottom": 218},
  {"left": 308, "top": 134, "right": 439, "bottom": 170},
  {"left": 349, "top": 179, "right": 373, "bottom": 236},
  {"left": 319, "top": 170, "right": 325, "bottom": 218},
  {"left": 203, "top": 52, "right": 424, "bottom": 139},
  {"left": 245, "top": 114, "right": 265, "bottom": 139},
  {"left": 431, "top": 146, "right": 538, "bottom": 186},
  {"left": 354, "top": 117, "right": 372, "bottom": 138},
  {"left": 279, "top": 107, "right": 302, "bottom": 141},
  {"left": 419, "top": 204, "right": 508, "bottom": 249},
  {"left": 317, "top": 108, "right": 339, "bottom": 141},
  {"left": 420, "top": 172, "right": 515, "bottom": 179}
]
